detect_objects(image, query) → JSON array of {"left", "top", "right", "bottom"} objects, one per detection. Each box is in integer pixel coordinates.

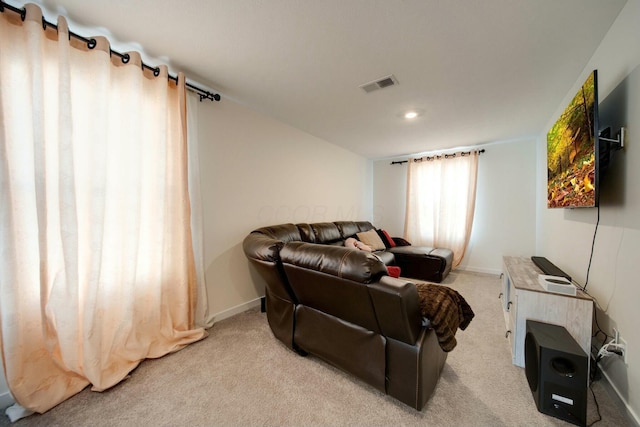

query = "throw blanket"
[{"left": 415, "top": 282, "right": 475, "bottom": 352}]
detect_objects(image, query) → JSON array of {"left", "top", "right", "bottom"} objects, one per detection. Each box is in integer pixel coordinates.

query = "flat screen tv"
[{"left": 546, "top": 70, "right": 598, "bottom": 208}]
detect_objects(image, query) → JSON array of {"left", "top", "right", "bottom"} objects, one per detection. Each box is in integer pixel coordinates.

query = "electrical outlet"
[{"left": 620, "top": 336, "right": 628, "bottom": 365}]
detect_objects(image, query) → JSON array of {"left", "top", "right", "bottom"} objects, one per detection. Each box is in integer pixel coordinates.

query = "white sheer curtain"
[
  {"left": 186, "top": 92, "right": 213, "bottom": 328},
  {"left": 0, "top": 5, "right": 206, "bottom": 418},
  {"left": 404, "top": 151, "right": 479, "bottom": 268}
]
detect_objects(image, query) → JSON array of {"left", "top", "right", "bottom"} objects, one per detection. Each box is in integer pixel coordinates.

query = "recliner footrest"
[{"left": 388, "top": 246, "right": 453, "bottom": 282}]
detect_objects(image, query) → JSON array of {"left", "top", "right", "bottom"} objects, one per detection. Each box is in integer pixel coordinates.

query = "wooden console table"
[{"left": 501, "top": 256, "right": 593, "bottom": 367}]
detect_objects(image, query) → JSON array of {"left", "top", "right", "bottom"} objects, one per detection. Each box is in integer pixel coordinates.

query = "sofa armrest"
[
  {"left": 367, "top": 276, "right": 422, "bottom": 345},
  {"left": 392, "top": 237, "right": 412, "bottom": 246},
  {"left": 242, "top": 232, "right": 284, "bottom": 262}
]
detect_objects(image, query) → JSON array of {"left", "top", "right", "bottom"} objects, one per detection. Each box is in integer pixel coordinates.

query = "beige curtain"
[
  {"left": 404, "top": 151, "right": 479, "bottom": 268},
  {"left": 0, "top": 4, "right": 206, "bottom": 417}
]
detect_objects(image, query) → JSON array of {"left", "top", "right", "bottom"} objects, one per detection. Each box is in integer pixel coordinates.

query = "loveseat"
[{"left": 242, "top": 220, "right": 455, "bottom": 410}]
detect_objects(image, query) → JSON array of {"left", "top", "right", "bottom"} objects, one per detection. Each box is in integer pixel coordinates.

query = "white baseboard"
[
  {"left": 210, "top": 298, "right": 262, "bottom": 324},
  {"left": 456, "top": 266, "right": 502, "bottom": 276},
  {"left": 0, "top": 390, "right": 15, "bottom": 411},
  {"left": 598, "top": 362, "right": 640, "bottom": 426}
]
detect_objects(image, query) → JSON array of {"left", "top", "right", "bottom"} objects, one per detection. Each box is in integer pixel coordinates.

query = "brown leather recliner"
[{"left": 242, "top": 221, "right": 450, "bottom": 410}]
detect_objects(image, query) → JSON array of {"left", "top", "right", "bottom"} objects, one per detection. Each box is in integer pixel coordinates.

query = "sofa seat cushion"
[
  {"left": 389, "top": 246, "right": 434, "bottom": 256},
  {"left": 429, "top": 248, "right": 454, "bottom": 265},
  {"left": 389, "top": 246, "right": 452, "bottom": 265},
  {"left": 373, "top": 250, "right": 395, "bottom": 266}
]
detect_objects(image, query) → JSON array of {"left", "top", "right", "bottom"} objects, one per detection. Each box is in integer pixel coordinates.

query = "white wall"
[
  {"left": 536, "top": 0, "right": 640, "bottom": 421},
  {"left": 373, "top": 138, "right": 537, "bottom": 274},
  {"left": 372, "top": 157, "right": 407, "bottom": 233},
  {"left": 196, "top": 97, "right": 373, "bottom": 319}
]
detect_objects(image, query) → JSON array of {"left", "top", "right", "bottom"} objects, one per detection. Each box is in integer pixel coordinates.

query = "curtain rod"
[
  {"left": 0, "top": 0, "right": 221, "bottom": 102},
  {"left": 390, "top": 149, "right": 485, "bottom": 165}
]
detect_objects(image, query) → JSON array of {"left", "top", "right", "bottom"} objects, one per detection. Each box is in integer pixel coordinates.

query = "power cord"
[
  {"left": 575, "top": 202, "right": 611, "bottom": 343},
  {"left": 588, "top": 336, "right": 625, "bottom": 426},
  {"left": 591, "top": 308, "right": 612, "bottom": 342},
  {"left": 588, "top": 346, "right": 605, "bottom": 426},
  {"left": 588, "top": 380, "right": 602, "bottom": 426},
  {"left": 584, "top": 203, "right": 600, "bottom": 292},
  {"left": 582, "top": 200, "right": 621, "bottom": 427}
]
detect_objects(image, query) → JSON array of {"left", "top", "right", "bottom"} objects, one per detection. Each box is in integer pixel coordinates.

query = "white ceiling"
[{"left": 18, "top": 0, "right": 629, "bottom": 159}]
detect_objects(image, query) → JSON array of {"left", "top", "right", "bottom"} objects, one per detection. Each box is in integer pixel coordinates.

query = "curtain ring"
[
  {"left": 121, "top": 53, "right": 130, "bottom": 64},
  {"left": 0, "top": 4, "right": 26, "bottom": 20},
  {"left": 87, "top": 38, "right": 96, "bottom": 49},
  {"left": 153, "top": 67, "right": 160, "bottom": 77}
]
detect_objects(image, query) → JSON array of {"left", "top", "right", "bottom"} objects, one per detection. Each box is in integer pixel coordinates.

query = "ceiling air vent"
[{"left": 359, "top": 74, "right": 399, "bottom": 93}]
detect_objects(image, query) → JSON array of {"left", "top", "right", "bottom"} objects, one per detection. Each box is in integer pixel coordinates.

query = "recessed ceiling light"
[{"left": 404, "top": 111, "right": 418, "bottom": 119}]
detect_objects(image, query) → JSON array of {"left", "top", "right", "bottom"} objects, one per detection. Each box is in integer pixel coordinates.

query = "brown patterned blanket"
[{"left": 415, "top": 282, "right": 475, "bottom": 352}]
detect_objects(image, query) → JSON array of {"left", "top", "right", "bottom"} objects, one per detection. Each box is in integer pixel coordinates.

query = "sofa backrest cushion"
[
  {"left": 312, "top": 222, "right": 342, "bottom": 244},
  {"left": 355, "top": 221, "right": 375, "bottom": 232},
  {"left": 280, "top": 242, "right": 387, "bottom": 283},
  {"left": 281, "top": 242, "right": 385, "bottom": 333},
  {"left": 334, "top": 221, "right": 360, "bottom": 238},
  {"left": 334, "top": 221, "right": 375, "bottom": 239},
  {"left": 297, "top": 222, "right": 343, "bottom": 244},
  {"left": 296, "top": 223, "right": 314, "bottom": 243}
]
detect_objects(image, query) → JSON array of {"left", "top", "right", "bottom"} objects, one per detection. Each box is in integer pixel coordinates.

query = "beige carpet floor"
[{"left": 1, "top": 271, "right": 633, "bottom": 426}]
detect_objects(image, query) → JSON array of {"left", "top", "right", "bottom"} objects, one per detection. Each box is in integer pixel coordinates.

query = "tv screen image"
[{"left": 547, "top": 70, "right": 598, "bottom": 208}]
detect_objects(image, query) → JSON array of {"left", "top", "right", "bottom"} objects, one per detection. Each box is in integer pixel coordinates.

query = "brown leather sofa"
[{"left": 242, "top": 220, "right": 452, "bottom": 410}]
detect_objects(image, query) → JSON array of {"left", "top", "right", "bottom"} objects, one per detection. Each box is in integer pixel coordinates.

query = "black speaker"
[{"left": 525, "top": 320, "right": 588, "bottom": 427}]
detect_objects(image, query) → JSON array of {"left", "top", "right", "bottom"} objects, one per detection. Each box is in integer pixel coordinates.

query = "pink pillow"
[
  {"left": 345, "top": 237, "right": 372, "bottom": 252},
  {"left": 355, "top": 241, "right": 372, "bottom": 252},
  {"left": 345, "top": 237, "right": 358, "bottom": 249}
]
